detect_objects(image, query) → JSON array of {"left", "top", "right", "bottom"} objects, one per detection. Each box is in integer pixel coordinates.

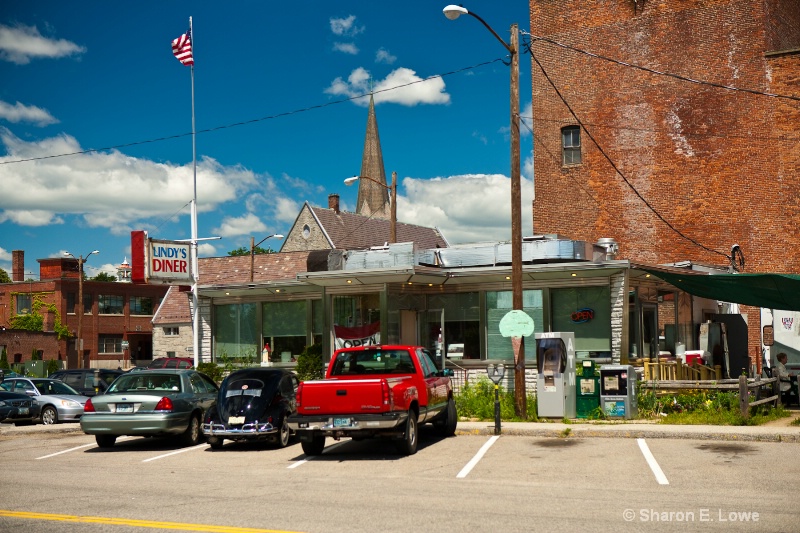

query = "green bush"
[
  {"left": 295, "top": 343, "right": 324, "bottom": 382},
  {"left": 45, "top": 359, "right": 60, "bottom": 376},
  {"left": 0, "top": 348, "right": 10, "bottom": 371},
  {"left": 455, "top": 378, "right": 538, "bottom": 421},
  {"left": 197, "top": 362, "right": 224, "bottom": 383}
]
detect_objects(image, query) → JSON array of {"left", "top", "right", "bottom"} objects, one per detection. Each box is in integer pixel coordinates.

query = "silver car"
[{"left": 0, "top": 378, "right": 89, "bottom": 424}]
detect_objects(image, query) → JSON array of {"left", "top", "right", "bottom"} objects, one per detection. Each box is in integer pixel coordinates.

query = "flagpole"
[{"left": 189, "top": 15, "right": 200, "bottom": 368}]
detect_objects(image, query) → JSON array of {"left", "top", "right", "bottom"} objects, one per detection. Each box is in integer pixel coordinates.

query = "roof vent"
[{"left": 595, "top": 238, "right": 619, "bottom": 260}]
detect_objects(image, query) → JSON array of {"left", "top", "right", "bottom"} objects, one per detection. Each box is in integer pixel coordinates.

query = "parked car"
[
  {"left": 146, "top": 357, "right": 194, "bottom": 369},
  {"left": 0, "top": 377, "right": 89, "bottom": 424},
  {"left": 0, "top": 390, "right": 41, "bottom": 425},
  {"left": 202, "top": 368, "right": 298, "bottom": 450},
  {"left": 80, "top": 369, "right": 218, "bottom": 448},
  {"left": 49, "top": 369, "right": 124, "bottom": 397}
]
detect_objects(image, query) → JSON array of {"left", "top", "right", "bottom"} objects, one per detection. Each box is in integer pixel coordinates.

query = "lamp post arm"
[{"left": 464, "top": 11, "right": 514, "bottom": 54}]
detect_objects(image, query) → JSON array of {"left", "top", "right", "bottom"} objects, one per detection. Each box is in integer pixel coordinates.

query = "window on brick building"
[
  {"left": 98, "top": 294, "right": 123, "bottom": 315},
  {"left": 99, "top": 334, "right": 123, "bottom": 353},
  {"left": 15, "top": 294, "right": 32, "bottom": 315},
  {"left": 130, "top": 296, "right": 153, "bottom": 315},
  {"left": 66, "top": 292, "right": 93, "bottom": 314},
  {"left": 562, "top": 125, "right": 582, "bottom": 165}
]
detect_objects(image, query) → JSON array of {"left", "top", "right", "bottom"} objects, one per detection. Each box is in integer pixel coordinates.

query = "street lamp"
[
  {"left": 444, "top": 5, "right": 526, "bottom": 416},
  {"left": 250, "top": 234, "right": 284, "bottom": 282},
  {"left": 64, "top": 250, "right": 99, "bottom": 367},
  {"left": 344, "top": 171, "right": 398, "bottom": 244}
]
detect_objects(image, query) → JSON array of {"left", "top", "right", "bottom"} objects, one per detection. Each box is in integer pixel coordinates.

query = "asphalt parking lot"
[{"left": 1, "top": 421, "right": 799, "bottom": 533}]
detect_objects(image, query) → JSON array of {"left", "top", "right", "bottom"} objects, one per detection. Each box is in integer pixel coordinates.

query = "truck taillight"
[
  {"left": 381, "top": 380, "right": 390, "bottom": 407},
  {"left": 296, "top": 383, "right": 304, "bottom": 408}
]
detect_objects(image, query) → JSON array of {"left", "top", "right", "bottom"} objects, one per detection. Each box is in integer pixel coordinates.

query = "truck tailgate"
[{"left": 298, "top": 379, "right": 389, "bottom": 415}]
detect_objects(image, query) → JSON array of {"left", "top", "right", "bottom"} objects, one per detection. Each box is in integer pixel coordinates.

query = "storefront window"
[
  {"left": 333, "top": 294, "right": 381, "bottom": 348},
  {"left": 214, "top": 303, "right": 258, "bottom": 360},
  {"left": 425, "top": 292, "right": 480, "bottom": 360},
  {"left": 552, "top": 286, "right": 611, "bottom": 358},
  {"left": 262, "top": 301, "right": 308, "bottom": 363},
  {"left": 486, "top": 290, "right": 544, "bottom": 361}
]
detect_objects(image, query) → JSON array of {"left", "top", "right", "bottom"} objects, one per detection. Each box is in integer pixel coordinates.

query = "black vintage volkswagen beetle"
[{"left": 202, "top": 368, "right": 298, "bottom": 450}]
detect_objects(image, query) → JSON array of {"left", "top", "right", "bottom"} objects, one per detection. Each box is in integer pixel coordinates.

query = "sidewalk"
[{"left": 3, "top": 413, "right": 800, "bottom": 442}]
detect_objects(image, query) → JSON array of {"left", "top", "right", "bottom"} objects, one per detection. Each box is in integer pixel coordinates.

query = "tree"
[
  {"left": 90, "top": 272, "right": 117, "bottom": 282},
  {"left": 228, "top": 246, "right": 275, "bottom": 256},
  {"left": 0, "top": 268, "right": 11, "bottom": 283}
]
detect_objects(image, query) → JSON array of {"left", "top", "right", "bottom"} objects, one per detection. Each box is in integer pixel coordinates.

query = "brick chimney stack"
[
  {"left": 328, "top": 194, "right": 340, "bottom": 214},
  {"left": 12, "top": 250, "right": 24, "bottom": 282}
]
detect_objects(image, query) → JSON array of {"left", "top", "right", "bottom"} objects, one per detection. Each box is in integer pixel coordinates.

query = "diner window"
[
  {"left": 562, "top": 125, "right": 581, "bottom": 165},
  {"left": 333, "top": 294, "right": 381, "bottom": 349},
  {"left": 99, "top": 335, "right": 123, "bottom": 353},
  {"left": 487, "top": 290, "right": 544, "bottom": 362},
  {"left": 15, "top": 294, "right": 32, "bottom": 315},
  {"left": 130, "top": 296, "right": 153, "bottom": 315},
  {"left": 551, "top": 286, "right": 611, "bottom": 358},
  {"left": 262, "top": 300, "right": 315, "bottom": 363},
  {"left": 425, "top": 292, "right": 480, "bottom": 360},
  {"left": 98, "top": 294, "right": 123, "bottom": 315},
  {"left": 214, "top": 303, "right": 258, "bottom": 360},
  {"left": 163, "top": 327, "right": 179, "bottom": 336}
]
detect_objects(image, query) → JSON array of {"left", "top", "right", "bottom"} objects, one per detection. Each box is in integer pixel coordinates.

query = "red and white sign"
[
  {"left": 334, "top": 322, "right": 381, "bottom": 349},
  {"left": 131, "top": 230, "right": 193, "bottom": 285}
]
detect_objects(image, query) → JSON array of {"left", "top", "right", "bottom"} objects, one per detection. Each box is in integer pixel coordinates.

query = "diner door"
[
  {"left": 419, "top": 309, "right": 445, "bottom": 370},
  {"left": 642, "top": 303, "right": 658, "bottom": 361}
]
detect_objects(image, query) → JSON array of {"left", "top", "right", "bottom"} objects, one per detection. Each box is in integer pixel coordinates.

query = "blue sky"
[{"left": 0, "top": 1, "right": 534, "bottom": 279}]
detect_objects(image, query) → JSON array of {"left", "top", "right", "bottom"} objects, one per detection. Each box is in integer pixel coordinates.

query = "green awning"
[{"left": 643, "top": 270, "right": 800, "bottom": 312}]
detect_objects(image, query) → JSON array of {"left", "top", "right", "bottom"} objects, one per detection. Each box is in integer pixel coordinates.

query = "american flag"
[{"left": 171, "top": 28, "right": 193, "bottom": 66}]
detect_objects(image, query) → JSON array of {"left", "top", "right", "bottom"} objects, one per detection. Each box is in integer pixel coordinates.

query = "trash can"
[
  {"left": 576, "top": 360, "right": 600, "bottom": 419},
  {"left": 599, "top": 364, "right": 638, "bottom": 419}
]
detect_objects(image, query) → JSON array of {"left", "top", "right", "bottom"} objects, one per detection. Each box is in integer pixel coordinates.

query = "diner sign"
[{"left": 131, "top": 230, "right": 193, "bottom": 285}]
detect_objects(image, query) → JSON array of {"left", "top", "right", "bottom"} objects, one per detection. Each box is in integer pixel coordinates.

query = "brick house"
[{"left": 528, "top": 0, "right": 800, "bottom": 367}]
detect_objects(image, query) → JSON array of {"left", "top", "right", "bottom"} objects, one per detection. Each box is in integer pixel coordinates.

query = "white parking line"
[
  {"left": 288, "top": 440, "right": 349, "bottom": 468},
  {"left": 36, "top": 443, "right": 95, "bottom": 460},
  {"left": 457, "top": 435, "right": 500, "bottom": 478},
  {"left": 142, "top": 443, "right": 207, "bottom": 462},
  {"left": 637, "top": 438, "right": 669, "bottom": 485}
]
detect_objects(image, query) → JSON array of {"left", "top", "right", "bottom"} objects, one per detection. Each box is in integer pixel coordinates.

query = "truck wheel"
[
  {"left": 435, "top": 398, "right": 458, "bottom": 437},
  {"left": 301, "top": 435, "right": 326, "bottom": 456},
  {"left": 397, "top": 410, "right": 418, "bottom": 455}
]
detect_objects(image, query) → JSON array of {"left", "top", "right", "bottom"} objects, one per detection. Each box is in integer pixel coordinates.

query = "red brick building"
[
  {"left": 0, "top": 250, "right": 168, "bottom": 370},
  {"left": 529, "top": 0, "right": 799, "bottom": 365}
]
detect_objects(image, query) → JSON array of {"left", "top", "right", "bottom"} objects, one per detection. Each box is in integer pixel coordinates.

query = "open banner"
[{"left": 334, "top": 322, "right": 381, "bottom": 349}]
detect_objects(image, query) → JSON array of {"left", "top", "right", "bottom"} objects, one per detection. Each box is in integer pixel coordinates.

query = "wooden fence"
[
  {"left": 640, "top": 375, "right": 780, "bottom": 418},
  {"left": 643, "top": 360, "right": 722, "bottom": 381}
]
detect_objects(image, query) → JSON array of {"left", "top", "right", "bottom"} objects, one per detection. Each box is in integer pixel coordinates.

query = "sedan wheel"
[
  {"left": 95, "top": 435, "right": 116, "bottom": 448},
  {"left": 276, "top": 416, "right": 290, "bottom": 448},
  {"left": 41, "top": 406, "right": 58, "bottom": 425},
  {"left": 181, "top": 415, "right": 201, "bottom": 446}
]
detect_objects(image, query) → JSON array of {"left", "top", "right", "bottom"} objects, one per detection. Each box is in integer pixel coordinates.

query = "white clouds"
[
  {"left": 325, "top": 67, "right": 450, "bottom": 107},
  {"left": 330, "top": 15, "right": 364, "bottom": 37},
  {"left": 214, "top": 213, "right": 268, "bottom": 238},
  {"left": 397, "top": 173, "right": 535, "bottom": 244},
  {"left": 333, "top": 42, "right": 359, "bottom": 55},
  {"left": 0, "top": 129, "right": 261, "bottom": 233},
  {"left": 375, "top": 48, "right": 396, "bottom": 64},
  {"left": 0, "top": 24, "right": 85, "bottom": 64},
  {"left": 0, "top": 100, "right": 58, "bottom": 126}
]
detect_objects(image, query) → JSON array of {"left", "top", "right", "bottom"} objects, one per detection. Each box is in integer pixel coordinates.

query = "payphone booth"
[
  {"left": 599, "top": 365, "right": 637, "bottom": 419},
  {"left": 536, "top": 332, "right": 576, "bottom": 418}
]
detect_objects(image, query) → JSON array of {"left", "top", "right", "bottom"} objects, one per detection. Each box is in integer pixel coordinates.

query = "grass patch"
[{"left": 455, "top": 378, "right": 538, "bottom": 421}]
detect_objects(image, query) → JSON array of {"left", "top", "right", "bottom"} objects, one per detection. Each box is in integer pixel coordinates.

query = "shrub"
[
  {"left": 295, "top": 343, "right": 324, "bottom": 382},
  {"left": 455, "top": 377, "right": 538, "bottom": 421},
  {"left": 197, "top": 362, "right": 224, "bottom": 383},
  {"left": 45, "top": 359, "right": 60, "bottom": 376}
]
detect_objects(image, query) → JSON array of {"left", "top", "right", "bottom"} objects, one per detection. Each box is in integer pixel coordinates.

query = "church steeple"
[{"left": 356, "top": 94, "right": 390, "bottom": 219}]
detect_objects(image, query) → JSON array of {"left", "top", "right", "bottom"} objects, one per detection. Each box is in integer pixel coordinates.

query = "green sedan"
[{"left": 80, "top": 369, "right": 219, "bottom": 448}]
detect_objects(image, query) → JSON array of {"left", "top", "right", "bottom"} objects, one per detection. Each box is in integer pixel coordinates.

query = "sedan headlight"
[
  {"left": 0, "top": 400, "right": 7, "bottom": 407},
  {"left": 59, "top": 399, "right": 81, "bottom": 407}
]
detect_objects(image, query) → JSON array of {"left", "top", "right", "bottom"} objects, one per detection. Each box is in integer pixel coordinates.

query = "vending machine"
[
  {"left": 536, "top": 332, "right": 576, "bottom": 418},
  {"left": 599, "top": 364, "right": 638, "bottom": 419}
]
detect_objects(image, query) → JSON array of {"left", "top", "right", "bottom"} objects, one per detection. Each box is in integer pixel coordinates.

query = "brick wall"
[{"left": 530, "top": 0, "right": 800, "bottom": 366}]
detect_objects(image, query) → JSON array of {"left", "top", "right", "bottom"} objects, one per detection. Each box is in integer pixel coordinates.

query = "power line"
[{"left": 0, "top": 59, "right": 504, "bottom": 166}]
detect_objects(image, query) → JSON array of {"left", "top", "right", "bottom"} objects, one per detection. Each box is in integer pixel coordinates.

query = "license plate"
[
  {"left": 333, "top": 417, "right": 351, "bottom": 428},
  {"left": 228, "top": 416, "right": 245, "bottom": 425},
  {"left": 18, "top": 407, "right": 28, "bottom": 415},
  {"left": 116, "top": 404, "right": 133, "bottom": 413}
]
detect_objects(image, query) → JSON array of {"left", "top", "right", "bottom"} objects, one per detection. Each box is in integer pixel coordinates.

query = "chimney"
[
  {"left": 12, "top": 250, "right": 24, "bottom": 282},
  {"left": 328, "top": 194, "right": 340, "bottom": 214}
]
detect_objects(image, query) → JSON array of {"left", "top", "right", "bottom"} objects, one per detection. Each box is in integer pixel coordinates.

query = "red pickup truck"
[{"left": 287, "top": 345, "right": 457, "bottom": 456}]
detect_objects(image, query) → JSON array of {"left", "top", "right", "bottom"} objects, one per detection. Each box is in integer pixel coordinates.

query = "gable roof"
[
  {"left": 152, "top": 285, "right": 192, "bottom": 325},
  {"left": 309, "top": 204, "right": 449, "bottom": 250}
]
